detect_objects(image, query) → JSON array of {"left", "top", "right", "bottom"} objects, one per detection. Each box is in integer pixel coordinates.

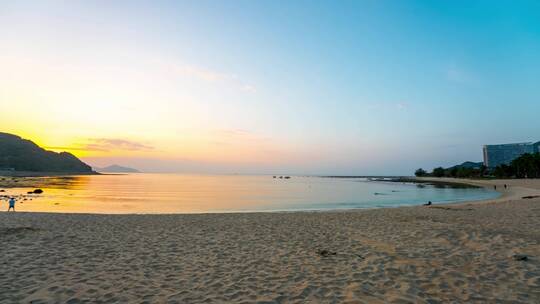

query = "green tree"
[
  {"left": 415, "top": 168, "right": 427, "bottom": 177},
  {"left": 510, "top": 153, "right": 540, "bottom": 178},
  {"left": 432, "top": 167, "right": 445, "bottom": 177},
  {"left": 479, "top": 164, "right": 488, "bottom": 177},
  {"left": 493, "top": 164, "right": 513, "bottom": 178},
  {"left": 449, "top": 167, "right": 458, "bottom": 178},
  {"left": 456, "top": 167, "right": 476, "bottom": 178}
]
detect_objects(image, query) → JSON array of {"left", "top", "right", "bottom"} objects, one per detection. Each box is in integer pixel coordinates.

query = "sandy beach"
[{"left": 1, "top": 178, "right": 540, "bottom": 303}]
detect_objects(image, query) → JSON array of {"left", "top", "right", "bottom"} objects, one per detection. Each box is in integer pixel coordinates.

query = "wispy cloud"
[
  {"left": 209, "top": 128, "right": 271, "bottom": 146},
  {"left": 445, "top": 64, "right": 476, "bottom": 84},
  {"left": 396, "top": 103, "right": 408, "bottom": 110},
  {"left": 215, "top": 129, "right": 252, "bottom": 136},
  {"left": 173, "top": 65, "right": 231, "bottom": 82},
  {"left": 84, "top": 138, "right": 154, "bottom": 152},
  {"left": 170, "top": 64, "right": 257, "bottom": 93},
  {"left": 240, "top": 84, "right": 257, "bottom": 93},
  {"left": 48, "top": 138, "right": 155, "bottom": 153},
  {"left": 367, "top": 101, "right": 410, "bottom": 111},
  {"left": 45, "top": 146, "right": 89, "bottom": 152},
  {"left": 213, "top": 129, "right": 267, "bottom": 140}
]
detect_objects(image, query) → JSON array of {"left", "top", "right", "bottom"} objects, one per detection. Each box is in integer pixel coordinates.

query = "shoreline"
[
  {"left": 0, "top": 170, "right": 100, "bottom": 177},
  {"left": 415, "top": 177, "right": 540, "bottom": 207},
  {"left": 0, "top": 175, "right": 513, "bottom": 215}
]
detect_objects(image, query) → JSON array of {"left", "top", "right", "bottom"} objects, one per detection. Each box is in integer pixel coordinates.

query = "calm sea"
[{"left": 1, "top": 174, "right": 499, "bottom": 214}]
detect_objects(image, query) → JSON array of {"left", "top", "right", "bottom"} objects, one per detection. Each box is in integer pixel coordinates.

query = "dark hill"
[
  {"left": 446, "top": 161, "right": 484, "bottom": 170},
  {"left": 0, "top": 132, "right": 93, "bottom": 173}
]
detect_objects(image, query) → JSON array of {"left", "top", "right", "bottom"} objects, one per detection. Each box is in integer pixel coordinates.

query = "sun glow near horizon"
[
  {"left": 2, "top": 1, "right": 540, "bottom": 174},
  {"left": 0, "top": 40, "right": 298, "bottom": 166}
]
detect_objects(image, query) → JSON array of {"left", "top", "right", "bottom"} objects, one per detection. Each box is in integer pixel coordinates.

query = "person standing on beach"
[{"left": 7, "top": 197, "right": 15, "bottom": 212}]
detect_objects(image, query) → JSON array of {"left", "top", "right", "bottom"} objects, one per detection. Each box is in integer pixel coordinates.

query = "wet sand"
[{"left": 1, "top": 178, "right": 540, "bottom": 303}]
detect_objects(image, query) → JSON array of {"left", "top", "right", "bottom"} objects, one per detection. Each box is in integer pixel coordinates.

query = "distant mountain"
[
  {"left": 447, "top": 161, "right": 484, "bottom": 170},
  {"left": 94, "top": 164, "right": 140, "bottom": 173},
  {"left": 0, "top": 132, "right": 94, "bottom": 173}
]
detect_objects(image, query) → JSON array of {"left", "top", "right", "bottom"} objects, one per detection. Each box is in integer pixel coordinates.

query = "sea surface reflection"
[{"left": 0, "top": 174, "right": 500, "bottom": 214}]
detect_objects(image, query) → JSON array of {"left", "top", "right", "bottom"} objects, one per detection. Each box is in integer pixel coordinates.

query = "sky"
[{"left": 1, "top": 0, "right": 540, "bottom": 175}]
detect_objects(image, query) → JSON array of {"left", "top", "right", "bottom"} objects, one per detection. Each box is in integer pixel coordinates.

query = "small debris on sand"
[
  {"left": 429, "top": 206, "right": 474, "bottom": 211},
  {"left": 513, "top": 254, "right": 528, "bottom": 261},
  {"left": 317, "top": 249, "right": 337, "bottom": 257},
  {"left": 0, "top": 227, "right": 40, "bottom": 236}
]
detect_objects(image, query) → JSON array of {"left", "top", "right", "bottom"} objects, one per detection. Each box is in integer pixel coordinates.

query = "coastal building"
[{"left": 483, "top": 142, "right": 540, "bottom": 168}]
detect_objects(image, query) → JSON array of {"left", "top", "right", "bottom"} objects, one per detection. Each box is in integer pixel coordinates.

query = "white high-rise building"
[{"left": 483, "top": 141, "right": 540, "bottom": 168}]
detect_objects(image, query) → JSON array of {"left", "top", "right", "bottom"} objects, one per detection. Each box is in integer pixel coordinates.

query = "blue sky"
[{"left": 1, "top": 1, "right": 539, "bottom": 174}]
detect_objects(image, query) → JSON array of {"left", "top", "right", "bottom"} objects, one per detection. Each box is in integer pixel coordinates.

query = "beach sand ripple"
[{"left": 1, "top": 197, "right": 540, "bottom": 303}]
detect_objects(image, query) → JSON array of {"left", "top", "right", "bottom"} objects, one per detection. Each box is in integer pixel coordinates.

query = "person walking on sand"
[{"left": 7, "top": 197, "right": 15, "bottom": 212}]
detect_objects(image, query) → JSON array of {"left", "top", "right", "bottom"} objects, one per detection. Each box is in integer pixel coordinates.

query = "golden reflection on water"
[
  {"left": 0, "top": 174, "right": 499, "bottom": 214},
  {"left": 1, "top": 174, "right": 311, "bottom": 213}
]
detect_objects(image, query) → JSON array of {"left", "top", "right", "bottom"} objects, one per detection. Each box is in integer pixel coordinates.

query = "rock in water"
[{"left": 33, "top": 189, "right": 43, "bottom": 194}]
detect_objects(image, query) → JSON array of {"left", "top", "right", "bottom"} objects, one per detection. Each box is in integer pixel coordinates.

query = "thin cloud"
[
  {"left": 216, "top": 129, "right": 252, "bottom": 136},
  {"left": 44, "top": 146, "right": 93, "bottom": 152},
  {"left": 213, "top": 129, "right": 268, "bottom": 141},
  {"left": 240, "top": 84, "right": 257, "bottom": 93},
  {"left": 84, "top": 138, "right": 154, "bottom": 152},
  {"left": 445, "top": 64, "right": 476, "bottom": 84},
  {"left": 171, "top": 64, "right": 256, "bottom": 93},
  {"left": 396, "top": 103, "right": 408, "bottom": 110},
  {"left": 173, "top": 65, "right": 230, "bottom": 82},
  {"left": 208, "top": 129, "right": 273, "bottom": 148},
  {"left": 367, "top": 102, "right": 410, "bottom": 111},
  {"left": 51, "top": 139, "right": 156, "bottom": 153},
  {"left": 211, "top": 141, "right": 231, "bottom": 146}
]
